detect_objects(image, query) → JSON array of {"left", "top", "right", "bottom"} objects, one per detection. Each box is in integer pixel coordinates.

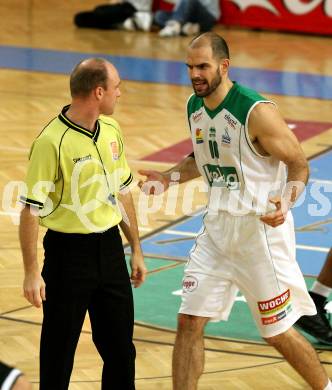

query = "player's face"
[
  {"left": 100, "top": 65, "right": 121, "bottom": 115},
  {"left": 186, "top": 46, "right": 222, "bottom": 97}
]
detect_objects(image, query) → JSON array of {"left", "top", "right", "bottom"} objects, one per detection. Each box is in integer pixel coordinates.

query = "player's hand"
[
  {"left": 260, "top": 197, "right": 289, "bottom": 228},
  {"left": 23, "top": 271, "right": 46, "bottom": 308},
  {"left": 130, "top": 251, "right": 147, "bottom": 288},
  {"left": 138, "top": 169, "right": 169, "bottom": 195}
]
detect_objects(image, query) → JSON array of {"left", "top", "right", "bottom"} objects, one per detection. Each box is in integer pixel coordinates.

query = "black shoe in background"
[{"left": 296, "top": 291, "right": 332, "bottom": 345}]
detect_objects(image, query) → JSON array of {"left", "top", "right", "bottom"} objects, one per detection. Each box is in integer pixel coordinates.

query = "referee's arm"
[
  {"left": 118, "top": 190, "right": 147, "bottom": 288},
  {"left": 19, "top": 205, "right": 46, "bottom": 308}
]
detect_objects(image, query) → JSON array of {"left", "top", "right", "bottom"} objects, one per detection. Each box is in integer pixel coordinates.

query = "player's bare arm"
[
  {"left": 118, "top": 189, "right": 147, "bottom": 288},
  {"left": 138, "top": 154, "right": 201, "bottom": 195},
  {"left": 19, "top": 206, "right": 46, "bottom": 308},
  {"left": 248, "top": 103, "right": 309, "bottom": 227}
]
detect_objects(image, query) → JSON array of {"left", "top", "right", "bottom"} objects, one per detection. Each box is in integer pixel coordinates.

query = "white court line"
[
  {"left": 164, "top": 229, "right": 196, "bottom": 237},
  {"left": 1, "top": 214, "right": 329, "bottom": 253},
  {"left": 296, "top": 244, "right": 329, "bottom": 253},
  {"left": 309, "top": 178, "right": 332, "bottom": 185},
  {"left": 162, "top": 229, "right": 329, "bottom": 252},
  {"left": 0, "top": 146, "right": 29, "bottom": 153},
  {"left": 138, "top": 226, "right": 153, "bottom": 232},
  {"left": 0, "top": 211, "right": 20, "bottom": 216}
]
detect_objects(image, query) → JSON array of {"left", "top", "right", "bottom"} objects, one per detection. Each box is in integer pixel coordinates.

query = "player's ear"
[{"left": 220, "top": 58, "right": 230, "bottom": 75}]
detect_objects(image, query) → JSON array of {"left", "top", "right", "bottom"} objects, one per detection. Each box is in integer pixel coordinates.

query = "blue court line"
[{"left": 1, "top": 45, "right": 332, "bottom": 99}]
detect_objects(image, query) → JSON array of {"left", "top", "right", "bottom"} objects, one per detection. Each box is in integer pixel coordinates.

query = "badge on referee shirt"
[{"left": 110, "top": 142, "right": 119, "bottom": 160}]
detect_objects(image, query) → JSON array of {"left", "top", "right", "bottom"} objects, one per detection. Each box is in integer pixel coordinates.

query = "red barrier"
[
  {"left": 221, "top": 0, "right": 332, "bottom": 35},
  {"left": 153, "top": 0, "right": 332, "bottom": 35},
  {"left": 153, "top": 0, "right": 175, "bottom": 11}
]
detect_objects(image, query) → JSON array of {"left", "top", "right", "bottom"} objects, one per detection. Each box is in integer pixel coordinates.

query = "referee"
[{"left": 19, "top": 58, "right": 146, "bottom": 390}]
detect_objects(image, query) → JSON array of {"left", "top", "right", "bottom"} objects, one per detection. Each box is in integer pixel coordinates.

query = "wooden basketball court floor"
[{"left": 0, "top": 1, "right": 332, "bottom": 388}]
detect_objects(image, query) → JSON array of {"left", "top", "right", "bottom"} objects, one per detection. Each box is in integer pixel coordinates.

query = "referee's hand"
[
  {"left": 130, "top": 252, "right": 147, "bottom": 288},
  {"left": 23, "top": 272, "right": 46, "bottom": 308}
]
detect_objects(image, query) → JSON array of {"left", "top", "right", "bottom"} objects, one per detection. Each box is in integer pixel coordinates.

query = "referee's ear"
[{"left": 95, "top": 86, "right": 103, "bottom": 100}]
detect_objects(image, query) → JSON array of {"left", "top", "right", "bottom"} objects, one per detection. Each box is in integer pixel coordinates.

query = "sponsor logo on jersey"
[
  {"left": 209, "top": 127, "right": 216, "bottom": 138},
  {"left": 110, "top": 141, "right": 119, "bottom": 160},
  {"left": 73, "top": 154, "right": 92, "bottom": 164},
  {"left": 193, "top": 110, "right": 203, "bottom": 123},
  {"left": 203, "top": 164, "right": 240, "bottom": 190},
  {"left": 224, "top": 113, "right": 238, "bottom": 129},
  {"left": 261, "top": 304, "right": 292, "bottom": 325},
  {"left": 258, "top": 289, "right": 291, "bottom": 315},
  {"left": 222, "top": 127, "right": 231, "bottom": 145},
  {"left": 182, "top": 275, "right": 198, "bottom": 293},
  {"left": 195, "top": 128, "right": 204, "bottom": 144}
]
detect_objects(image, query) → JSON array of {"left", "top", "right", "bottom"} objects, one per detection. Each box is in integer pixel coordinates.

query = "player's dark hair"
[
  {"left": 70, "top": 58, "right": 108, "bottom": 97},
  {"left": 190, "top": 32, "right": 230, "bottom": 61}
]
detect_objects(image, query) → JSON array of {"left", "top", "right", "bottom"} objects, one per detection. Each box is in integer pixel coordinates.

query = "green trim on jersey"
[
  {"left": 20, "top": 106, "right": 133, "bottom": 233},
  {"left": 187, "top": 82, "right": 267, "bottom": 123}
]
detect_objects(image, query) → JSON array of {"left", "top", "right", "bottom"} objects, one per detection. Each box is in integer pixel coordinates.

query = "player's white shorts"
[{"left": 179, "top": 211, "right": 316, "bottom": 338}]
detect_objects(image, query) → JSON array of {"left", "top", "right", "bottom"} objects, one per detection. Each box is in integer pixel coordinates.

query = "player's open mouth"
[
  {"left": 193, "top": 80, "right": 206, "bottom": 86},
  {"left": 193, "top": 81, "right": 207, "bottom": 91}
]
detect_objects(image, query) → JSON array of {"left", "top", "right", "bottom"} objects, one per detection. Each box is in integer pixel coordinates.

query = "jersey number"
[{"left": 209, "top": 140, "right": 219, "bottom": 159}]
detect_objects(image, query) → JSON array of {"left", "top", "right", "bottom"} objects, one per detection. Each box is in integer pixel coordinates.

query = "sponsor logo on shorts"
[
  {"left": 258, "top": 289, "right": 290, "bottom": 315},
  {"left": 261, "top": 304, "right": 292, "bottom": 325},
  {"left": 182, "top": 275, "right": 198, "bottom": 293}
]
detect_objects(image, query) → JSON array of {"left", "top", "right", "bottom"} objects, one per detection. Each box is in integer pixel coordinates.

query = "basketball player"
[
  {"left": 19, "top": 58, "right": 146, "bottom": 389},
  {"left": 139, "top": 33, "right": 332, "bottom": 389}
]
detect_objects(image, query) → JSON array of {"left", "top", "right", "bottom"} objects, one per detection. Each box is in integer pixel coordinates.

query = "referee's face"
[{"left": 100, "top": 65, "right": 121, "bottom": 115}]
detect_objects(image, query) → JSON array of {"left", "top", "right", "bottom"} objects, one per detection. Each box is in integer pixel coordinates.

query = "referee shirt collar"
[{"left": 59, "top": 105, "right": 100, "bottom": 142}]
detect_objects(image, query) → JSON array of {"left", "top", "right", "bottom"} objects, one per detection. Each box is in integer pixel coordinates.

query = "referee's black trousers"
[{"left": 40, "top": 226, "right": 135, "bottom": 390}]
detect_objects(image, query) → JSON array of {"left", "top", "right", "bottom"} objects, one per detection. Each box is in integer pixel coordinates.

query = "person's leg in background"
[
  {"left": 154, "top": 9, "right": 172, "bottom": 28},
  {"left": 74, "top": 3, "right": 137, "bottom": 29},
  {"left": 158, "top": 0, "right": 217, "bottom": 37},
  {"left": 296, "top": 248, "right": 332, "bottom": 345}
]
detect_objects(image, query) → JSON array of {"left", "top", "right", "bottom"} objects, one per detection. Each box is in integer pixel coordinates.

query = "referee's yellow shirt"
[{"left": 20, "top": 105, "right": 133, "bottom": 233}]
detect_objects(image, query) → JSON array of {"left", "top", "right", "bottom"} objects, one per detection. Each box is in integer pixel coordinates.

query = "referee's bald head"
[{"left": 70, "top": 58, "right": 118, "bottom": 98}]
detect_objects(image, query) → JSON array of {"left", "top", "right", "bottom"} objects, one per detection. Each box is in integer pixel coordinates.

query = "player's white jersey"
[{"left": 187, "top": 82, "right": 287, "bottom": 216}]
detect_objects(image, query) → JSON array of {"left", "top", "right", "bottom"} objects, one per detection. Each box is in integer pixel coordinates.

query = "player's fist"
[{"left": 138, "top": 169, "right": 169, "bottom": 195}]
